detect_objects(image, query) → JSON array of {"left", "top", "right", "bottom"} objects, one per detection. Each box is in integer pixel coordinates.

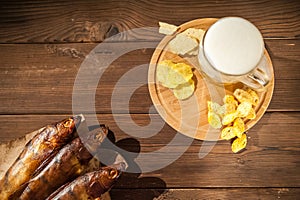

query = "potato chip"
[
  {"left": 233, "top": 88, "right": 253, "bottom": 104},
  {"left": 223, "top": 103, "right": 237, "bottom": 114},
  {"left": 156, "top": 60, "right": 193, "bottom": 88},
  {"left": 222, "top": 112, "right": 238, "bottom": 125},
  {"left": 216, "top": 105, "right": 226, "bottom": 117},
  {"left": 185, "top": 47, "right": 199, "bottom": 56},
  {"left": 246, "top": 88, "right": 259, "bottom": 106},
  {"left": 206, "top": 88, "right": 259, "bottom": 153},
  {"left": 231, "top": 133, "right": 247, "bottom": 153},
  {"left": 246, "top": 108, "right": 256, "bottom": 120},
  {"left": 173, "top": 79, "right": 195, "bottom": 100},
  {"left": 221, "top": 126, "right": 236, "bottom": 140},
  {"left": 237, "top": 101, "right": 252, "bottom": 118},
  {"left": 207, "top": 101, "right": 221, "bottom": 112},
  {"left": 173, "top": 62, "right": 194, "bottom": 81},
  {"left": 181, "top": 28, "right": 205, "bottom": 41},
  {"left": 156, "top": 60, "right": 174, "bottom": 86},
  {"left": 223, "top": 95, "right": 238, "bottom": 107},
  {"left": 168, "top": 33, "right": 199, "bottom": 56},
  {"left": 208, "top": 111, "right": 222, "bottom": 129},
  {"left": 207, "top": 101, "right": 228, "bottom": 117},
  {"left": 233, "top": 118, "right": 245, "bottom": 138},
  {"left": 158, "top": 22, "right": 178, "bottom": 35}
]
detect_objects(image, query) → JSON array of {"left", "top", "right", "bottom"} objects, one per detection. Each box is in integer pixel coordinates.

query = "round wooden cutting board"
[{"left": 148, "top": 18, "right": 274, "bottom": 141}]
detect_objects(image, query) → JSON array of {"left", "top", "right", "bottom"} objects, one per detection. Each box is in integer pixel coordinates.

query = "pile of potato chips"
[
  {"left": 159, "top": 22, "right": 204, "bottom": 56},
  {"left": 157, "top": 22, "right": 205, "bottom": 100},
  {"left": 207, "top": 88, "right": 259, "bottom": 153},
  {"left": 156, "top": 60, "right": 195, "bottom": 100}
]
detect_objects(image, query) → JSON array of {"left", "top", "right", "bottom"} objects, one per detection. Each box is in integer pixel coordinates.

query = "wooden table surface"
[{"left": 0, "top": 0, "right": 299, "bottom": 199}]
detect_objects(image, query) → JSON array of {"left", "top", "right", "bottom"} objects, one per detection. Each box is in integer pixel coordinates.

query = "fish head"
[
  {"left": 99, "top": 162, "right": 125, "bottom": 187},
  {"left": 62, "top": 115, "right": 81, "bottom": 133},
  {"left": 102, "top": 162, "right": 126, "bottom": 183},
  {"left": 88, "top": 163, "right": 124, "bottom": 198},
  {"left": 52, "top": 116, "right": 81, "bottom": 144},
  {"left": 81, "top": 125, "right": 109, "bottom": 152}
]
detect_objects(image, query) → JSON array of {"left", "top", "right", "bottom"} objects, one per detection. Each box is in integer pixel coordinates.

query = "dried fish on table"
[
  {"left": 46, "top": 163, "right": 125, "bottom": 200},
  {"left": 19, "top": 125, "right": 109, "bottom": 200},
  {"left": 0, "top": 116, "right": 81, "bottom": 200}
]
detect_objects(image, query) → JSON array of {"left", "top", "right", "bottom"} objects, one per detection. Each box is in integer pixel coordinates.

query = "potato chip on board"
[
  {"left": 168, "top": 33, "right": 199, "bottom": 56},
  {"left": 156, "top": 60, "right": 193, "bottom": 88},
  {"left": 221, "top": 126, "right": 236, "bottom": 140},
  {"left": 231, "top": 134, "right": 247, "bottom": 153},
  {"left": 222, "top": 112, "right": 238, "bottom": 125},
  {"left": 223, "top": 103, "right": 237, "bottom": 115},
  {"left": 246, "top": 88, "right": 259, "bottom": 106},
  {"left": 156, "top": 60, "right": 174, "bottom": 87},
  {"left": 173, "top": 79, "right": 195, "bottom": 100},
  {"left": 223, "top": 94, "right": 238, "bottom": 107},
  {"left": 207, "top": 101, "right": 221, "bottom": 112},
  {"left": 173, "top": 62, "right": 194, "bottom": 81},
  {"left": 246, "top": 108, "right": 256, "bottom": 120},
  {"left": 185, "top": 47, "right": 199, "bottom": 56},
  {"left": 208, "top": 101, "right": 228, "bottom": 117},
  {"left": 206, "top": 88, "right": 260, "bottom": 153},
  {"left": 237, "top": 101, "right": 252, "bottom": 118},
  {"left": 233, "top": 88, "right": 254, "bottom": 104},
  {"left": 216, "top": 105, "right": 226, "bottom": 117},
  {"left": 208, "top": 111, "right": 222, "bottom": 129},
  {"left": 181, "top": 28, "right": 205, "bottom": 41}
]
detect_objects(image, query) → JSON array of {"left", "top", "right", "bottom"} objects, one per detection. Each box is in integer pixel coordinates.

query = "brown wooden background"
[{"left": 0, "top": 0, "right": 299, "bottom": 199}]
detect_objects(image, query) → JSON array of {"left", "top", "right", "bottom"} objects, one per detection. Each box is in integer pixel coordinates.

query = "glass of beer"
[{"left": 198, "top": 17, "right": 271, "bottom": 90}]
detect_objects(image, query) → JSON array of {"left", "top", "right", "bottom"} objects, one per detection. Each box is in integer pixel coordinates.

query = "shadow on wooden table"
[
  {"left": 89, "top": 125, "right": 167, "bottom": 200},
  {"left": 112, "top": 138, "right": 167, "bottom": 200}
]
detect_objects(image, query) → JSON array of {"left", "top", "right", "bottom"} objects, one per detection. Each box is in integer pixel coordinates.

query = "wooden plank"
[
  {"left": 110, "top": 188, "right": 300, "bottom": 200},
  {"left": 0, "top": 39, "right": 299, "bottom": 114},
  {"left": 0, "top": 0, "right": 299, "bottom": 43},
  {"left": 0, "top": 112, "right": 299, "bottom": 146},
  {"left": 0, "top": 112, "right": 299, "bottom": 187}
]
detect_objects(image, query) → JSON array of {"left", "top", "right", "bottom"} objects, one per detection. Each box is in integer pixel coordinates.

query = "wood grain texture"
[
  {"left": 0, "top": 39, "right": 299, "bottom": 114},
  {"left": 110, "top": 188, "right": 300, "bottom": 200},
  {"left": 0, "top": 112, "right": 299, "bottom": 146},
  {"left": 0, "top": 0, "right": 299, "bottom": 43},
  {"left": 0, "top": 113, "right": 299, "bottom": 188},
  {"left": 0, "top": 0, "right": 299, "bottom": 197}
]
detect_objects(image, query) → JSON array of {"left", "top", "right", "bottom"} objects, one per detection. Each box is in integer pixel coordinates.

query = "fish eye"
[
  {"left": 63, "top": 119, "right": 73, "bottom": 127},
  {"left": 109, "top": 169, "right": 118, "bottom": 179},
  {"left": 94, "top": 133, "right": 102, "bottom": 141}
]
